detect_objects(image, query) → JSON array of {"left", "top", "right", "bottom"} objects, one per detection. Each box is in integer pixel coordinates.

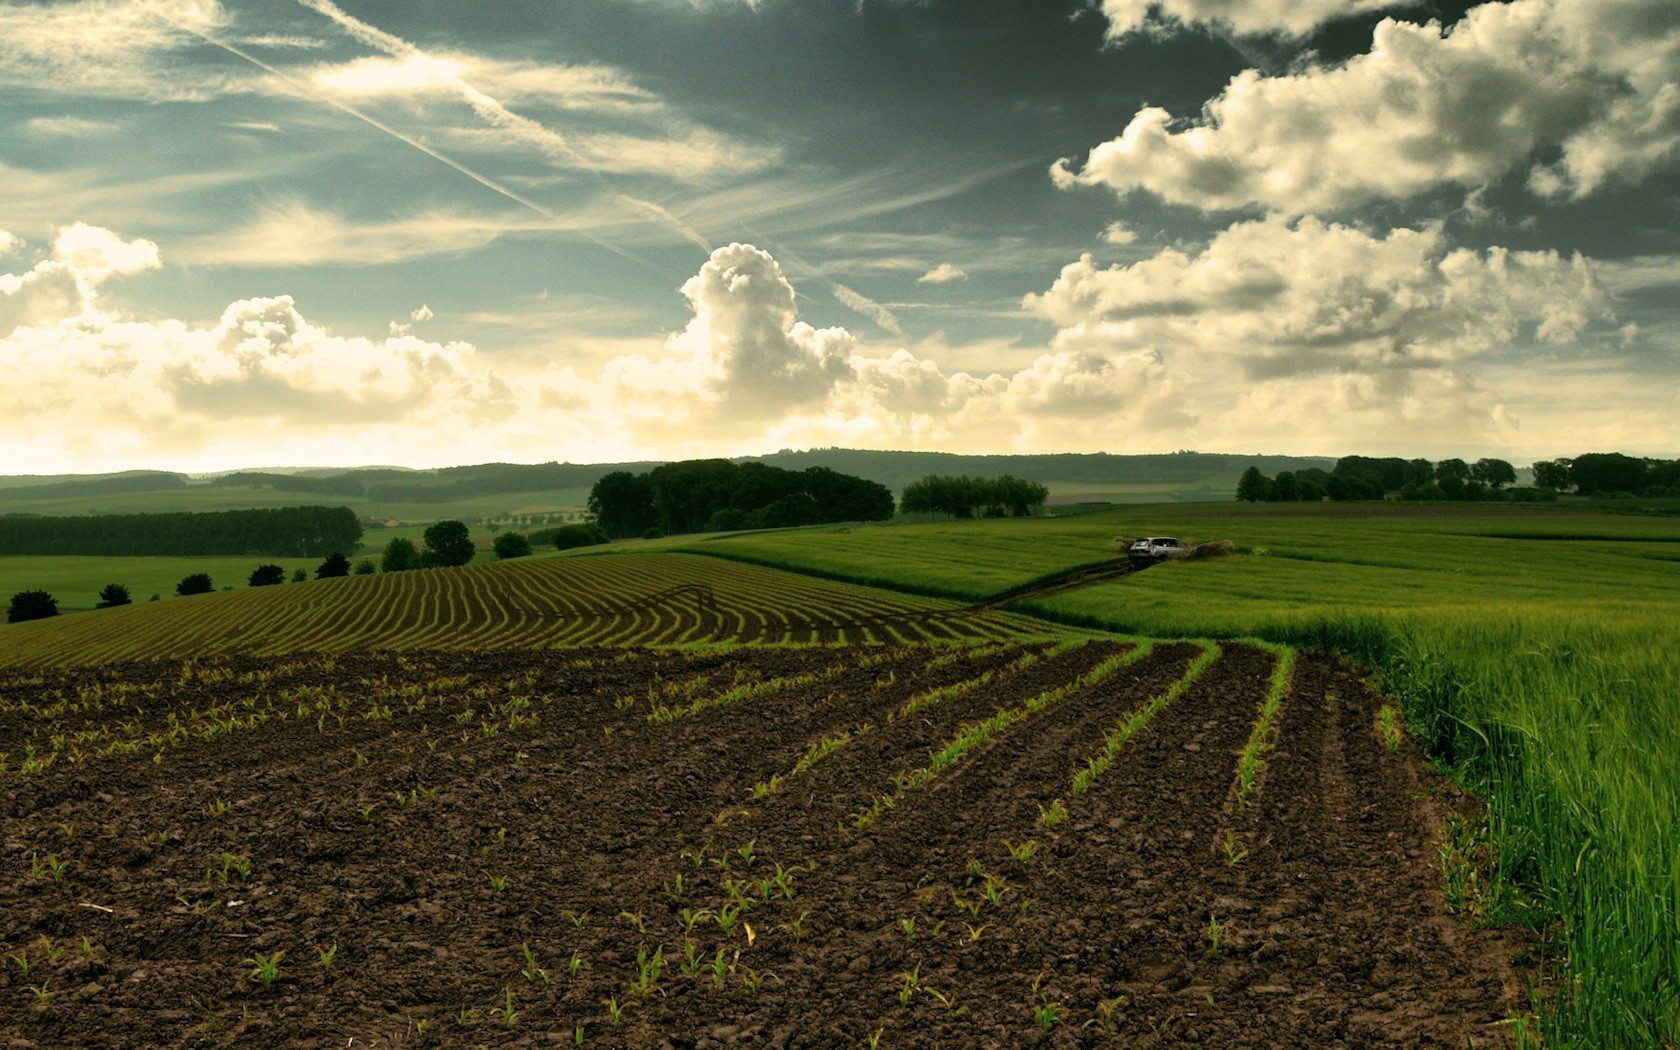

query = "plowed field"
[{"left": 0, "top": 640, "right": 1522, "bottom": 1047}]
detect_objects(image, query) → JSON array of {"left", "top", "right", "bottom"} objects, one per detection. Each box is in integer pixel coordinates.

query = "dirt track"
[{"left": 0, "top": 642, "right": 1523, "bottom": 1047}]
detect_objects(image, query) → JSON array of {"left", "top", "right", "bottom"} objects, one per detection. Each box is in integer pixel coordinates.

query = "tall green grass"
[{"left": 685, "top": 503, "right": 1680, "bottom": 1046}]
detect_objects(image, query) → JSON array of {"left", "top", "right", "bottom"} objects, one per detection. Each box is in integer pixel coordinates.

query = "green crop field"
[
  {"left": 681, "top": 502, "right": 1680, "bottom": 1046},
  {"left": 0, "top": 555, "right": 328, "bottom": 614},
  {"left": 0, "top": 553, "right": 1061, "bottom": 669}
]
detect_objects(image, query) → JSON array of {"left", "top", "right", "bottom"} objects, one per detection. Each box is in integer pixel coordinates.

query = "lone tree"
[
  {"left": 381, "top": 536, "right": 420, "bottom": 572},
  {"left": 492, "top": 532, "right": 532, "bottom": 560},
  {"left": 7, "top": 590, "right": 59, "bottom": 623},
  {"left": 422, "top": 520, "right": 476, "bottom": 567},
  {"left": 96, "top": 583, "right": 132, "bottom": 608},
  {"left": 316, "top": 552, "right": 351, "bottom": 579},
  {"left": 249, "top": 564, "right": 286, "bottom": 587},
  {"left": 176, "top": 573, "right": 214, "bottom": 596}
]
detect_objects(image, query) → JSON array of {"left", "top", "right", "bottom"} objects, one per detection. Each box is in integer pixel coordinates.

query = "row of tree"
[
  {"left": 1530, "top": 453, "right": 1680, "bottom": 496},
  {"left": 0, "top": 506, "right": 362, "bottom": 558},
  {"left": 588, "top": 461, "right": 895, "bottom": 539},
  {"left": 898, "top": 474, "right": 1051, "bottom": 519},
  {"left": 1238, "top": 451, "right": 1680, "bottom": 503}
]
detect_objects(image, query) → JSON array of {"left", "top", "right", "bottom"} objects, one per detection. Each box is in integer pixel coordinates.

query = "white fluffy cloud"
[
  {"left": 1027, "top": 215, "right": 1614, "bottom": 380},
  {"left": 0, "top": 226, "right": 1652, "bottom": 471},
  {"left": 918, "top": 263, "right": 968, "bottom": 284},
  {"left": 1098, "top": 0, "right": 1400, "bottom": 38},
  {"left": 1059, "top": 0, "right": 1680, "bottom": 212}
]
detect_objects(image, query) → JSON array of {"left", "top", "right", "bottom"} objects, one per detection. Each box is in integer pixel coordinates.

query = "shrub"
[
  {"left": 493, "top": 532, "right": 532, "bottom": 560},
  {"left": 353, "top": 558, "right": 377, "bottom": 575},
  {"left": 96, "top": 583, "right": 132, "bottom": 608},
  {"left": 381, "top": 537, "right": 420, "bottom": 573},
  {"left": 642, "top": 527, "right": 664, "bottom": 541},
  {"left": 316, "top": 552, "right": 351, "bottom": 579},
  {"left": 290, "top": 568, "right": 308, "bottom": 583},
  {"left": 544, "top": 523, "right": 611, "bottom": 550},
  {"left": 176, "top": 573, "right": 214, "bottom": 596},
  {"left": 249, "top": 564, "right": 286, "bottom": 587},
  {"left": 7, "top": 590, "right": 59, "bottom": 624}
]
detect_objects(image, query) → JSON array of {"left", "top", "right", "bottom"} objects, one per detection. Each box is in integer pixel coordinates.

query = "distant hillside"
[{"left": 0, "top": 450, "right": 1335, "bottom": 520}]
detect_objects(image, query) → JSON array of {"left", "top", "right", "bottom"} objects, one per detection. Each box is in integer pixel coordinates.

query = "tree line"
[
  {"left": 1238, "top": 452, "right": 1680, "bottom": 503},
  {"left": 0, "top": 506, "right": 363, "bottom": 557},
  {"left": 588, "top": 460, "right": 895, "bottom": 539},
  {"left": 897, "top": 474, "right": 1050, "bottom": 518}
]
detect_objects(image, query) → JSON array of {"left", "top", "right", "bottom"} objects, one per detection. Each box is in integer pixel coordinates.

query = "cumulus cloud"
[
  {"left": 917, "top": 263, "right": 968, "bottom": 284},
  {"left": 1059, "top": 0, "right": 1680, "bottom": 213},
  {"left": 1027, "top": 215, "right": 1614, "bottom": 381},
  {"left": 1097, "top": 0, "right": 1400, "bottom": 39}
]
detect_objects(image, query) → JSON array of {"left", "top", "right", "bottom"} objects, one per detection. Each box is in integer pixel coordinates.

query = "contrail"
[
  {"left": 293, "top": 0, "right": 906, "bottom": 335},
  {"left": 293, "top": 0, "right": 715, "bottom": 255},
  {"left": 136, "top": 3, "right": 660, "bottom": 270}
]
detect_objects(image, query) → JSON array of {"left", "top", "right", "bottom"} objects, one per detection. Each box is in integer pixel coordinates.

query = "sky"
[{"left": 1, "top": 0, "right": 1676, "bottom": 474}]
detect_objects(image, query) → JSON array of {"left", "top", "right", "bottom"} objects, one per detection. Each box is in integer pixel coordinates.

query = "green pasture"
[
  {"left": 0, "top": 555, "right": 323, "bottom": 613},
  {"left": 681, "top": 502, "right": 1680, "bottom": 1047}
]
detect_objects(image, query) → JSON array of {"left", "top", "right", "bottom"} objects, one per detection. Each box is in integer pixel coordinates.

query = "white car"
[{"left": 1128, "top": 536, "right": 1189, "bottom": 563}]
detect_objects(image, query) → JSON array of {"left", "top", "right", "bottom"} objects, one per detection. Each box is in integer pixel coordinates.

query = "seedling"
[
  {"left": 678, "top": 907, "right": 712, "bottom": 933},
  {"left": 1034, "top": 1001, "right": 1064, "bottom": 1029},
  {"left": 896, "top": 963, "right": 921, "bottom": 1007},
  {"left": 520, "top": 943, "right": 547, "bottom": 982},
  {"left": 498, "top": 988, "right": 518, "bottom": 1025},
  {"left": 603, "top": 997, "right": 625, "bottom": 1027},
  {"left": 735, "top": 840, "right": 758, "bottom": 868},
  {"left": 37, "top": 936, "right": 64, "bottom": 964},
  {"left": 203, "top": 799, "right": 231, "bottom": 818},
  {"left": 680, "top": 938, "right": 705, "bottom": 976},
  {"left": 1039, "top": 799, "right": 1068, "bottom": 828},
  {"left": 663, "top": 873, "right": 684, "bottom": 898},
  {"left": 28, "top": 979, "right": 53, "bottom": 1003},
  {"left": 318, "top": 943, "right": 339, "bottom": 971},
  {"left": 563, "top": 909, "right": 589, "bottom": 928},
  {"left": 1221, "top": 829, "right": 1249, "bottom": 866},
  {"left": 455, "top": 1008, "right": 473, "bottom": 1026},
  {"left": 30, "top": 852, "right": 71, "bottom": 881},
  {"left": 215, "top": 852, "right": 251, "bottom": 882},
  {"left": 866, "top": 1029, "right": 884, "bottom": 1049},
  {"left": 899, "top": 917, "right": 917, "bottom": 937},
  {"left": 962, "top": 922, "right": 990, "bottom": 943},
  {"left": 1003, "top": 839, "right": 1037, "bottom": 863},
  {"left": 786, "top": 911, "right": 810, "bottom": 942},
  {"left": 246, "top": 949, "right": 285, "bottom": 990},
  {"left": 628, "top": 945, "right": 664, "bottom": 997},
  {"left": 619, "top": 910, "right": 646, "bottom": 933},
  {"left": 709, "top": 948, "right": 730, "bottom": 987},
  {"left": 1377, "top": 704, "right": 1404, "bottom": 752},
  {"left": 1207, "top": 915, "right": 1230, "bottom": 955},
  {"left": 8, "top": 950, "right": 30, "bottom": 977},
  {"left": 568, "top": 952, "right": 588, "bottom": 977},
  {"left": 740, "top": 966, "right": 767, "bottom": 992}
]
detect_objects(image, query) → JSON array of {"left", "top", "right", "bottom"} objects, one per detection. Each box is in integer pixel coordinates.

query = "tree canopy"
[
  {"left": 492, "top": 532, "right": 532, "bottom": 560},
  {"left": 381, "top": 537, "right": 420, "bottom": 573},
  {"left": 587, "top": 460, "right": 893, "bottom": 539},
  {"left": 898, "top": 475, "right": 1050, "bottom": 518},
  {"left": 176, "top": 573, "right": 214, "bottom": 596},
  {"left": 0, "top": 506, "right": 361, "bottom": 558},
  {"left": 422, "top": 520, "right": 476, "bottom": 567}
]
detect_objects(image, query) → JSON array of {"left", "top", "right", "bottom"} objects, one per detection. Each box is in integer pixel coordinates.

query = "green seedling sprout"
[
  {"left": 498, "top": 988, "right": 517, "bottom": 1025},
  {"left": 1003, "top": 839, "right": 1037, "bottom": 863},
  {"left": 568, "top": 951, "right": 588, "bottom": 977},
  {"left": 1207, "top": 914, "right": 1230, "bottom": 955},
  {"left": 900, "top": 917, "right": 917, "bottom": 937},
  {"left": 246, "top": 949, "right": 284, "bottom": 990},
  {"left": 1221, "top": 830, "right": 1249, "bottom": 866},
  {"left": 1039, "top": 799, "right": 1068, "bottom": 828},
  {"left": 520, "top": 943, "right": 547, "bottom": 982},
  {"left": 603, "top": 997, "right": 625, "bottom": 1027},
  {"left": 1034, "top": 1002, "right": 1064, "bottom": 1029},
  {"left": 619, "top": 910, "right": 646, "bottom": 933},
  {"left": 318, "top": 943, "right": 339, "bottom": 971},
  {"left": 709, "top": 947, "right": 730, "bottom": 987},
  {"left": 896, "top": 963, "right": 921, "bottom": 1007}
]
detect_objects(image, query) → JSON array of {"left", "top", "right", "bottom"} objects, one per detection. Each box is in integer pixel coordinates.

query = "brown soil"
[{"left": 0, "top": 642, "right": 1524, "bottom": 1047}]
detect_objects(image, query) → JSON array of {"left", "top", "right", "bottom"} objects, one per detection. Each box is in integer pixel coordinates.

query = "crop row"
[{"left": 0, "top": 554, "right": 1064, "bottom": 669}]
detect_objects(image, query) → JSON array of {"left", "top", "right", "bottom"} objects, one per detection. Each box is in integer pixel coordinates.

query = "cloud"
[
  {"left": 24, "top": 116, "right": 120, "bottom": 137},
  {"left": 1026, "top": 215, "right": 1615, "bottom": 381},
  {"left": 1097, "top": 0, "right": 1400, "bottom": 38},
  {"left": 1059, "top": 0, "right": 1680, "bottom": 213},
  {"left": 0, "top": 1, "right": 249, "bottom": 102},
  {"left": 1101, "top": 222, "right": 1137, "bottom": 246},
  {"left": 175, "top": 201, "right": 551, "bottom": 267},
  {"left": 917, "top": 263, "right": 968, "bottom": 284}
]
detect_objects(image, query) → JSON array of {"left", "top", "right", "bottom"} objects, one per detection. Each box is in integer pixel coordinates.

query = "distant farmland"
[{"left": 0, "top": 554, "right": 1055, "bottom": 669}]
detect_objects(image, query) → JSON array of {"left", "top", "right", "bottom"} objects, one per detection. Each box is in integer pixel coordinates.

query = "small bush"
[
  {"left": 493, "top": 532, "right": 533, "bottom": 560},
  {"left": 176, "top": 573, "right": 214, "bottom": 596},
  {"left": 642, "top": 527, "right": 664, "bottom": 541},
  {"left": 249, "top": 564, "right": 286, "bottom": 587},
  {"left": 544, "top": 523, "right": 611, "bottom": 551},
  {"left": 96, "top": 583, "right": 132, "bottom": 608},
  {"left": 353, "top": 558, "right": 377, "bottom": 576},
  {"left": 7, "top": 590, "right": 59, "bottom": 624},
  {"left": 316, "top": 552, "right": 351, "bottom": 579}
]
